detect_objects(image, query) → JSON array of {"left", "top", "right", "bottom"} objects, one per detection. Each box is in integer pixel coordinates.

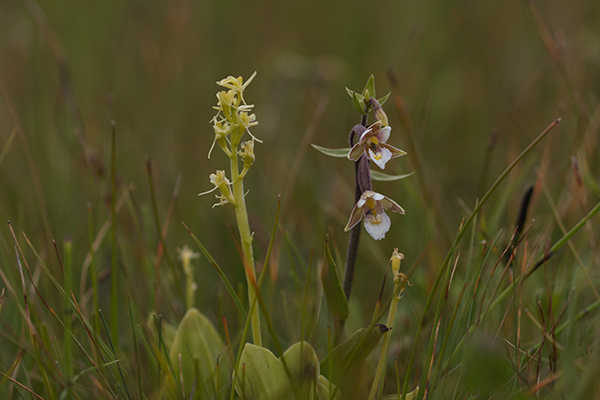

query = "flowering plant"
[{"left": 313, "top": 75, "right": 410, "bottom": 299}]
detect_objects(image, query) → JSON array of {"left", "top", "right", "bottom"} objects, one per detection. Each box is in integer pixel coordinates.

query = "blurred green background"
[
  {"left": 1, "top": 0, "right": 600, "bottom": 394},
  {"left": 2, "top": 0, "right": 600, "bottom": 312}
]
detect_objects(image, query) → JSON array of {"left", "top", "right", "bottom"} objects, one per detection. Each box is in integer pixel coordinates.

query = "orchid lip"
[{"left": 343, "top": 190, "right": 405, "bottom": 240}]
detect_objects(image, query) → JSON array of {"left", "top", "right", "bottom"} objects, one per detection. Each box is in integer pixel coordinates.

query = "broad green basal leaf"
[
  {"left": 281, "top": 341, "right": 320, "bottom": 399},
  {"left": 169, "top": 308, "right": 229, "bottom": 397},
  {"left": 317, "top": 376, "right": 343, "bottom": 400},
  {"left": 311, "top": 144, "right": 351, "bottom": 158},
  {"left": 235, "top": 343, "right": 293, "bottom": 400},
  {"left": 371, "top": 170, "right": 415, "bottom": 182}
]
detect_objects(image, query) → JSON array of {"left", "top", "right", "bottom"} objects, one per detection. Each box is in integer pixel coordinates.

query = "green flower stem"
[
  {"left": 184, "top": 262, "right": 195, "bottom": 310},
  {"left": 230, "top": 132, "right": 262, "bottom": 347},
  {"left": 369, "top": 276, "right": 404, "bottom": 400}
]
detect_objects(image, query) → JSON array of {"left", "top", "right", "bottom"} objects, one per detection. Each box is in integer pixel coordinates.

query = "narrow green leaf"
[
  {"left": 352, "top": 92, "right": 367, "bottom": 115},
  {"left": 378, "top": 92, "right": 391, "bottom": 106},
  {"left": 345, "top": 87, "right": 355, "bottom": 98},
  {"left": 183, "top": 223, "right": 247, "bottom": 319},
  {"left": 371, "top": 170, "right": 415, "bottom": 182},
  {"left": 311, "top": 144, "right": 351, "bottom": 158},
  {"left": 321, "top": 235, "right": 348, "bottom": 322},
  {"left": 146, "top": 312, "right": 176, "bottom": 348}
]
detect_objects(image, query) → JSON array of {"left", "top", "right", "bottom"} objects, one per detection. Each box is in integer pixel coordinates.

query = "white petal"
[
  {"left": 368, "top": 148, "right": 392, "bottom": 170},
  {"left": 364, "top": 212, "right": 391, "bottom": 241},
  {"left": 375, "top": 126, "right": 391, "bottom": 143},
  {"left": 370, "top": 192, "right": 385, "bottom": 201},
  {"left": 358, "top": 126, "right": 375, "bottom": 145}
]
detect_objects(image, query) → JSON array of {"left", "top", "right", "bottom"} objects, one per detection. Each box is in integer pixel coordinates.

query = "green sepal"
[
  {"left": 311, "top": 144, "right": 352, "bottom": 158},
  {"left": 345, "top": 87, "right": 365, "bottom": 103},
  {"left": 321, "top": 234, "right": 348, "bottom": 322},
  {"left": 234, "top": 343, "right": 293, "bottom": 400},
  {"left": 345, "top": 87, "right": 355, "bottom": 98},
  {"left": 371, "top": 170, "right": 415, "bottom": 182},
  {"left": 169, "top": 308, "right": 229, "bottom": 397},
  {"left": 377, "top": 92, "right": 391, "bottom": 106},
  {"left": 352, "top": 91, "right": 367, "bottom": 115},
  {"left": 363, "top": 75, "right": 376, "bottom": 100}
]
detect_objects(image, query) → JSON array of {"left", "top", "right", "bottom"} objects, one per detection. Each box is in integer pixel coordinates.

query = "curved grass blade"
[
  {"left": 182, "top": 222, "right": 247, "bottom": 320},
  {"left": 321, "top": 234, "right": 348, "bottom": 321},
  {"left": 402, "top": 118, "right": 560, "bottom": 400}
]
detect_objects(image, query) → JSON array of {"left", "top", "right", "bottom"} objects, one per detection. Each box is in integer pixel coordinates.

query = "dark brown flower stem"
[{"left": 343, "top": 118, "right": 370, "bottom": 300}]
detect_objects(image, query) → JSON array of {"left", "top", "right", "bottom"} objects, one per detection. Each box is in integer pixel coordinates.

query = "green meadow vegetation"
[{"left": 1, "top": 0, "right": 600, "bottom": 399}]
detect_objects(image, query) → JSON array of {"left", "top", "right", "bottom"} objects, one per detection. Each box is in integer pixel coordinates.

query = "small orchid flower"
[
  {"left": 348, "top": 121, "right": 406, "bottom": 170},
  {"left": 238, "top": 112, "right": 261, "bottom": 143},
  {"left": 176, "top": 245, "right": 200, "bottom": 275},
  {"left": 238, "top": 141, "right": 255, "bottom": 165},
  {"left": 208, "top": 120, "right": 234, "bottom": 158},
  {"left": 238, "top": 140, "right": 255, "bottom": 179},
  {"left": 344, "top": 190, "right": 405, "bottom": 240},
  {"left": 217, "top": 71, "right": 257, "bottom": 93},
  {"left": 198, "top": 170, "right": 236, "bottom": 207},
  {"left": 217, "top": 71, "right": 257, "bottom": 105},
  {"left": 215, "top": 90, "right": 237, "bottom": 118}
]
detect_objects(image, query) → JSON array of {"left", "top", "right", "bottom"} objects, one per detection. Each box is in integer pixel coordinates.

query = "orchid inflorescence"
[
  {"left": 199, "top": 72, "right": 263, "bottom": 345},
  {"left": 199, "top": 72, "right": 260, "bottom": 207},
  {"left": 313, "top": 76, "right": 407, "bottom": 241},
  {"left": 311, "top": 76, "right": 410, "bottom": 299},
  {"left": 345, "top": 82, "right": 409, "bottom": 244}
]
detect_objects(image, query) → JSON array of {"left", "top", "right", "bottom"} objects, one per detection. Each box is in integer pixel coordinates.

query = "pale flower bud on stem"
[
  {"left": 391, "top": 248, "right": 405, "bottom": 278},
  {"left": 238, "top": 140, "right": 255, "bottom": 180},
  {"left": 369, "top": 97, "right": 389, "bottom": 126},
  {"left": 177, "top": 245, "right": 200, "bottom": 310},
  {"left": 369, "top": 247, "right": 411, "bottom": 399}
]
